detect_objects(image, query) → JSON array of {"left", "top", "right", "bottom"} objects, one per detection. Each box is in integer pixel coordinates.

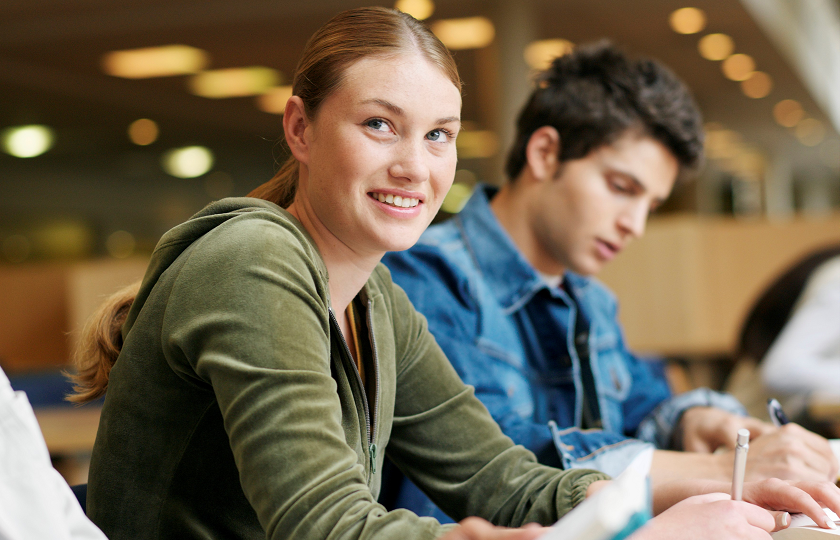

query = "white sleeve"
[
  {"left": 0, "top": 369, "right": 107, "bottom": 540},
  {"left": 761, "top": 264, "right": 840, "bottom": 396}
]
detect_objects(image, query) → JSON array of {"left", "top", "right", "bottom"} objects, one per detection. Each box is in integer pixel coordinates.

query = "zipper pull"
[{"left": 369, "top": 443, "right": 378, "bottom": 475}]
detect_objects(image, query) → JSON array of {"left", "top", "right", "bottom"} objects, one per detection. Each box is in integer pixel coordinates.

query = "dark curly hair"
[{"left": 505, "top": 40, "right": 704, "bottom": 181}]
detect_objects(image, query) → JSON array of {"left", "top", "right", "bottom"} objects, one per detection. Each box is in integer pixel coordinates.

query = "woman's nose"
[{"left": 389, "top": 139, "right": 430, "bottom": 183}]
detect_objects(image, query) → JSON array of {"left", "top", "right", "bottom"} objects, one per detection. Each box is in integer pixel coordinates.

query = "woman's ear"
[
  {"left": 283, "top": 96, "right": 310, "bottom": 164},
  {"left": 524, "top": 126, "right": 561, "bottom": 182}
]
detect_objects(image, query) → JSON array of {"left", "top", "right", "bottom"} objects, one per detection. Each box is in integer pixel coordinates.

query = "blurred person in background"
[
  {"left": 727, "top": 244, "right": 840, "bottom": 436},
  {"left": 382, "top": 41, "right": 838, "bottom": 524}
]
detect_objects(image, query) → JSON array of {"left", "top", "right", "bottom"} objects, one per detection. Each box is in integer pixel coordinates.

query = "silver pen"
[{"left": 731, "top": 428, "right": 750, "bottom": 501}]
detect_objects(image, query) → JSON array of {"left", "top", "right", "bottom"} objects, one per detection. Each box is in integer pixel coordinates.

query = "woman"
[{"left": 71, "top": 7, "right": 840, "bottom": 540}]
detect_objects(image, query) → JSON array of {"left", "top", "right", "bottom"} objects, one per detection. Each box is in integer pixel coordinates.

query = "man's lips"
[{"left": 595, "top": 239, "right": 621, "bottom": 260}]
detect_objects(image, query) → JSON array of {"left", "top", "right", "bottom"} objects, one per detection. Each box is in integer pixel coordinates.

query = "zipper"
[
  {"left": 329, "top": 308, "right": 376, "bottom": 477},
  {"left": 365, "top": 298, "right": 381, "bottom": 476}
]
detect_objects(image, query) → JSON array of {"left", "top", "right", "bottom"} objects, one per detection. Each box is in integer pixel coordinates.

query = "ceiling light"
[
  {"left": 162, "top": 146, "right": 214, "bottom": 178},
  {"left": 795, "top": 118, "right": 826, "bottom": 146},
  {"left": 669, "top": 7, "right": 707, "bottom": 34},
  {"left": 102, "top": 45, "right": 209, "bottom": 79},
  {"left": 740, "top": 71, "right": 773, "bottom": 99},
  {"left": 394, "top": 0, "right": 434, "bottom": 20},
  {"left": 189, "top": 67, "right": 281, "bottom": 98},
  {"left": 128, "top": 118, "right": 159, "bottom": 145},
  {"left": 721, "top": 53, "right": 755, "bottom": 81},
  {"left": 524, "top": 39, "right": 575, "bottom": 71},
  {"left": 773, "top": 99, "right": 804, "bottom": 127},
  {"left": 431, "top": 17, "right": 495, "bottom": 50},
  {"left": 1, "top": 125, "right": 55, "bottom": 158},
  {"left": 698, "top": 33, "right": 734, "bottom": 61},
  {"left": 704, "top": 129, "right": 743, "bottom": 160},
  {"left": 256, "top": 86, "right": 293, "bottom": 114}
]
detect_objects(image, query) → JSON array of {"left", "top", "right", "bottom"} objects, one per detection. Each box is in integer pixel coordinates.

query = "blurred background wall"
[{"left": 1, "top": 0, "right": 839, "bottom": 387}]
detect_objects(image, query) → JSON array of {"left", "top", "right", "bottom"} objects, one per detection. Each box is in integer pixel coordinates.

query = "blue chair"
[{"left": 71, "top": 483, "right": 88, "bottom": 513}]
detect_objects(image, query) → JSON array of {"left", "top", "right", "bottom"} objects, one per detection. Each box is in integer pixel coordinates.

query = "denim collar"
[{"left": 454, "top": 184, "right": 592, "bottom": 312}]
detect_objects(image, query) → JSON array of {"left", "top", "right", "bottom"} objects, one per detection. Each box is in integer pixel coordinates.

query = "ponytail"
[
  {"left": 247, "top": 157, "right": 299, "bottom": 208},
  {"left": 67, "top": 281, "right": 140, "bottom": 404}
]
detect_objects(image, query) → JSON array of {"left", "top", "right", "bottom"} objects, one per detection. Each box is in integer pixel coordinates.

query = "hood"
[{"left": 122, "top": 197, "right": 295, "bottom": 338}]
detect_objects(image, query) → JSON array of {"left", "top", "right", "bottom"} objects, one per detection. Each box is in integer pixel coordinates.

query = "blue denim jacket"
[{"left": 381, "top": 185, "right": 745, "bottom": 522}]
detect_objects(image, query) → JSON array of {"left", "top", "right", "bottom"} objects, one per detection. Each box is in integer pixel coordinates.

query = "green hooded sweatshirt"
[{"left": 87, "top": 198, "right": 608, "bottom": 540}]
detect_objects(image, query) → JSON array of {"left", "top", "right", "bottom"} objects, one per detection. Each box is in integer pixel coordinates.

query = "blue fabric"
[{"left": 381, "top": 184, "right": 745, "bottom": 521}]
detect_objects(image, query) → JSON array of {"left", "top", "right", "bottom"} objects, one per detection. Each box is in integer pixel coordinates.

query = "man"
[{"left": 381, "top": 42, "right": 837, "bottom": 521}]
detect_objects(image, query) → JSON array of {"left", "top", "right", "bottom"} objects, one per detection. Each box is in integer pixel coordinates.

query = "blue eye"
[
  {"left": 366, "top": 119, "right": 388, "bottom": 131},
  {"left": 426, "top": 129, "right": 449, "bottom": 142}
]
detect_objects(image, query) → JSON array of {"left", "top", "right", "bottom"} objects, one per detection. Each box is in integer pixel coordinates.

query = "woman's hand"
[
  {"left": 633, "top": 493, "right": 776, "bottom": 540},
  {"left": 439, "top": 518, "right": 547, "bottom": 540},
  {"left": 741, "top": 478, "right": 840, "bottom": 530}
]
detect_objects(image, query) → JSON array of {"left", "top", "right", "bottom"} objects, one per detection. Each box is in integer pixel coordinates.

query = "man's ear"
[
  {"left": 283, "top": 96, "right": 310, "bottom": 164},
  {"left": 524, "top": 126, "right": 561, "bottom": 182}
]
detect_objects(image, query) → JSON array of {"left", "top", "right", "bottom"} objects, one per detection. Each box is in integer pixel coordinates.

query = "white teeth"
[{"left": 371, "top": 192, "right": 420, "bottom": 208}]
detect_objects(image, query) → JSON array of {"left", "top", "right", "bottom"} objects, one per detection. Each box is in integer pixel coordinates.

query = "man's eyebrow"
[
  {"left": 613, "top": 168, "right": 668, "bottom": 206},
  {"left": 361, "top": 98, "right": 460, "bottom": 125}
]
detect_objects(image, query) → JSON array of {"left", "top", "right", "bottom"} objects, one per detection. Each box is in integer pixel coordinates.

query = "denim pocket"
[{"left": 592, "top": 332, "right": 631, "bottom": 402}]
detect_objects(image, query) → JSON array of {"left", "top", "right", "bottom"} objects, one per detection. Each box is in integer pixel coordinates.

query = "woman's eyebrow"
[{"left": 361, "top": 98, "right": 460, "bottom": 125}]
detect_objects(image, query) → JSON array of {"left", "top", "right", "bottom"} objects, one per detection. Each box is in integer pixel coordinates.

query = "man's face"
[{"left": 528, "top": 131, "right": 679, "bottom": 277}]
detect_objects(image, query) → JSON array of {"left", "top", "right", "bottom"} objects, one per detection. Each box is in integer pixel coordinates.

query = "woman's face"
[{"left": 294, "top": 53, "right": 461, "bottom": 258}]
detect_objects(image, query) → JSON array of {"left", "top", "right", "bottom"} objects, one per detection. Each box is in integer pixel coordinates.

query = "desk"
[
  {"left": 33, "top": 406, "right": 101, "bottom": 485},
  {"left": 34, "top": 406, "right": 101, "bottom": 456}
]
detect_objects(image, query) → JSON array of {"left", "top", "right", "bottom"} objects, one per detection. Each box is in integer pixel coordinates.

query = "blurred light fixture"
[
  {"left": 704, "top": 128, "right": 743, "bottom": 160},
  {"left": 102, "top": 45, "right": 209, "bottom": 79},
  {"left": 455, "top": 130, "right": 499, "bottom": 158},
  {"left": 524, "top": 39, "right": 575, "bottom": 71},
  {"left": 740, "top": 71, "right": 773, "bottom": 99},
  {"left": 795, "top": 118, "right": 826, "bottom": 146},
  {"left": 721, "top": 53, "right": 755, "bottom": 81},
  {"left": 189, "top": 67, "right": 280, "bottom": 98},
  {"left": 106, "top": 230, "right": 136, "bottom": 259},
  {"left": 669, "top": 7, "right": 707, "bottom": 34},
  {"left": 698, "top": 33, "right": 734, "bottom": 61},
  {"left": 394, "top": 0, "right": 434, "bottom": 20},
  {"left": 162, "top": 146, "right": 214, "bottom": 178},
  {"left": 819, "top": 139, "right": 840, "bottom": 169},
  {"left": 1, "top": 124, "right": 55, "bottom": 158},
  {"left": 773, "top": 99, "right": 804, "bottom": 127},
  {"left": 256, "top": 85, "right": 293, "bottom": 114},
  {"left": 440, "top": 176, "right": 475, "bottom": 213},
  {"left": 31, "top": 221, "right": 94, "bottom": 259},
  {"left": 431, "top": 17, "right": 495, "bottom": 50},
  {"left": 2, "top": 235, "right": 31, "bottom": 263},
  {"left": 128, "top": 118, "right": 159, "bottom": 145}
]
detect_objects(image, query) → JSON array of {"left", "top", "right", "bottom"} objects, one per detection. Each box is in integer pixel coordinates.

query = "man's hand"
[
  {"left": 679, "top": 407, "right": 775, "bottom": 453},
  {"left": 679, "top": 408, "right": 838, "bottom": 481},
  {"left": 741, "top": 424, "right": 839, "bottom": 482}
]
